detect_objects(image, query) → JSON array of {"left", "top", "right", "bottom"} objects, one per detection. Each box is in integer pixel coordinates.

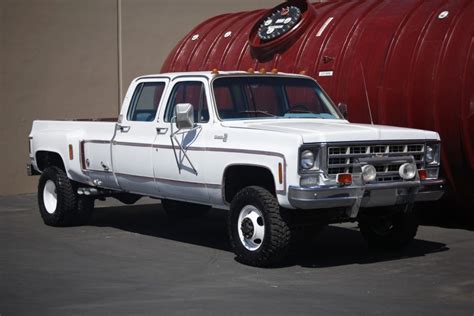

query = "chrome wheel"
[
  {"left": 237, "top": 205, "right": 265, "bottom": 251},
  {"left": 43, "top": 180, "right": 57, "bottom": 214}
]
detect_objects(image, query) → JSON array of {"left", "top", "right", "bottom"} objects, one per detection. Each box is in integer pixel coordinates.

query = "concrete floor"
[{"left": 1, "top": 194, "right": 473, "bottom": 315}]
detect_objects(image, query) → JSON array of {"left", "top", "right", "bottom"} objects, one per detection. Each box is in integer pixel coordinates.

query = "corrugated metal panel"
[{"left": 161, "top": 0, "right": 474, "bottom": 208}]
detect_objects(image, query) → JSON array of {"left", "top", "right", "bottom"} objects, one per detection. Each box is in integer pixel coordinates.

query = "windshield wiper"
[
  {"left": 238, "top": 110, "right": 277, "bottom": 117},
  {"left": 284, "top": 104, "right": 314, "bottom": 114},
  {"left": 285, "top": 109, "right": 313, "bottom": 114}
]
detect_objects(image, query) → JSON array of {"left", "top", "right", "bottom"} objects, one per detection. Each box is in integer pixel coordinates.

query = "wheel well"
[
  {"left": 223, "top": 165, "right": 276, "bottom": 203},
  {"left": 36, "top": 151, "right": 66, "bottom": 172}
]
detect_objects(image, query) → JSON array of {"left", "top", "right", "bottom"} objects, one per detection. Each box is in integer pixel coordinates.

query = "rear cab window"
[{"left": 127, "top": 82, "right": 166, "bottom": 122}]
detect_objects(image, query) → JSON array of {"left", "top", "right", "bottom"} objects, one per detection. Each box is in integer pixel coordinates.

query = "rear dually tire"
[{"left": 38, "top": 167, "right": 94, "bottom": 226}]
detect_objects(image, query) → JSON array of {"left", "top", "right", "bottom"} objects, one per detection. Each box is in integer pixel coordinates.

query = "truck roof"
[{"left": 135, "top": 70, "right": 310, "bottom": 81}]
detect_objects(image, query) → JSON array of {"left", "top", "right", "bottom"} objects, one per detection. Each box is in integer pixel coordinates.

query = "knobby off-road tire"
[
  {"left": 358, "top": 204, "right": 419, "bottom": 249},
  {"left": 228, "top": 186, "right": 291, "bottom": 267},
  {"left": 161, "top": 199, "right": 211, "bottom": 221},
  {"left": 38, "top": 166, "right": 94, "bottom": 226}
]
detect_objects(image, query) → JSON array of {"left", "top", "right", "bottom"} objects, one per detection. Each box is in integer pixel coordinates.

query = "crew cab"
[{"left": 28, "top": 71, "right": 444, "bottom": 266}]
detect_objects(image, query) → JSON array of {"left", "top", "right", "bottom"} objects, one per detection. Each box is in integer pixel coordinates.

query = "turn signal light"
[
  {"left": 337, "top": 173, "right": 352, "bottom": 185},
  {"left": 259, "top": 68, "right": 266, "bottom": 74},
  {"left": 418, "top": 169, "right": 428, "bottom": 181},
  {"left": 211, "top": 68, "right": 219, "bottom": 74},
  {"left": 247, "top": 68, "right": 255, "bottom": 73},
  {"left": 271, "top": 68, "right": 278, "bottom": 74},
  {"left": 68, "top": 144, "right": 74, "bottom": 160},
  {"left": 278, "top": 163, "right": 283, "bottom": 184}
]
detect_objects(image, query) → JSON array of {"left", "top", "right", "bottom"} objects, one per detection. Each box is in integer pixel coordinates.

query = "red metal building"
[{"left": 162, "top": 0, "right": 474, "bottom": 208}]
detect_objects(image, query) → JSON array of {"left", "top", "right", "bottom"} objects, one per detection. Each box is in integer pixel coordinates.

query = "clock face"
[{"left": 258, "top": 6, "right": 302, "bottom": 41}]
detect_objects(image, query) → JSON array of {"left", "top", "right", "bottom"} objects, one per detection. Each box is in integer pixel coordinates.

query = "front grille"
[{"left": 327, "top": 143, "right": 425, "bottom": 182}]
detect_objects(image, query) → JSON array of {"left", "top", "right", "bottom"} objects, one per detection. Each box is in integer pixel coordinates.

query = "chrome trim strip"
[
  {"left": 113, "top": 141, "right": 152, "bottom": 147},
  {"left": 82, "top": 140, "right": 111, "bottom": 144},
  {"left": 84, "top": 169, "right": 113, "bottom": 173},
  {"left": 365, "top": 181, "right": 420, "bottom": 190},
  {"left": 317, "top": 139, "right": 438, "bottom": 145},
  {"left": 80, "top": 140, "right": 287, "bottom": 194},
  {"left": 113, "top": 172, "right": 221, "bottom": 189}
]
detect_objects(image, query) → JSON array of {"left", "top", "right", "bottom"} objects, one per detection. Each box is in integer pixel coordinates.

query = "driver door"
[{"left": 153, "top": 78, "right": 212, "bottom": 203}]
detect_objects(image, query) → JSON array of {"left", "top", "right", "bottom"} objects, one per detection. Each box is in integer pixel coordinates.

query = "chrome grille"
[{"left": 327, "top": 143, "right": 425, "bottom": 182}]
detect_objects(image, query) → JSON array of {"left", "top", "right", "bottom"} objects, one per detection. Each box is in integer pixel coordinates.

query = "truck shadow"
[{"left": 90, "top": 203, "right": 449, "bottom": 268}]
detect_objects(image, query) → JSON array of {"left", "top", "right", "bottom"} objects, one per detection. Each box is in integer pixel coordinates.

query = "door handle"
[
  {"left": 214, "top": 133, "right": 228, "bottom": 142},
  {"left": 117, "top": 125, "right": 130, "bottom": 133},
  {"left": 156, "top": 127, "right": 168, "bottom": 134}
]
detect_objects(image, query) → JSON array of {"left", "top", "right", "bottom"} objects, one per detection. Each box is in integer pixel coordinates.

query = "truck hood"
[{"left": 221, "top": 119, "right": 439, "bottom": 143}]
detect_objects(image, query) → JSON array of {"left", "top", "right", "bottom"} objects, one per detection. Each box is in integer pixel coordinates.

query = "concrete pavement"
[{"left": 1, "top": 194, "right": 473, "bottom": 315}]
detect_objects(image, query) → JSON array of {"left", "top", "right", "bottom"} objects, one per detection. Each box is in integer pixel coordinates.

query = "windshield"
[{"left": 212, "top": 76, "right": 341, "bottom": 120}]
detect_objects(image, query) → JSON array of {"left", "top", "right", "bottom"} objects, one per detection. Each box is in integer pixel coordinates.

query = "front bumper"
[{"left": 288, "top": 179, "right": 445, "bottom": 212}]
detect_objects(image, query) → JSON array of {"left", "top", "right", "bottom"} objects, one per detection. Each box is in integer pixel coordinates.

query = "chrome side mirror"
[
  {"left": 175, "top": 103, "right": 194, "bottom": 130},
  {"left": 337, "top": 102, "right": 348, "bottom": 119}
]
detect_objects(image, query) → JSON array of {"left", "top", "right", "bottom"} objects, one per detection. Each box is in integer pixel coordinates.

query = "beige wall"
[{"left": 0, "top": 0, "right": 276, "bottom": 196}]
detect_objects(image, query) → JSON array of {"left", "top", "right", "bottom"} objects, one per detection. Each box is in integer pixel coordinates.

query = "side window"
[
  {"left": 165, "top": 81, "right": 209, "bottom": 123},
  {"left": 127, "top": 82, "right": 165, "bottom": 122}
]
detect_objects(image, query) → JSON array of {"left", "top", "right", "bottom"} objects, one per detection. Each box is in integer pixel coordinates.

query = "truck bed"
[{"left": 30, "top": 119, "right": 118, "bottom": 183}]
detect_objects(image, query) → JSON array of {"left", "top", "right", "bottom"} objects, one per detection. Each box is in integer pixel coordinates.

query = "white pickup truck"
[{"left": 28, "top": 71, "right": 444, "bottom": 266}]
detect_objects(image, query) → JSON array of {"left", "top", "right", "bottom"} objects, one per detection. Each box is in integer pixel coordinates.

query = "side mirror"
[
  {"left": 337, "top": 102, "right": 348, "bottom": 119},
  {"left": 175, "top": 103, "right": 194, "bottom": 130}
]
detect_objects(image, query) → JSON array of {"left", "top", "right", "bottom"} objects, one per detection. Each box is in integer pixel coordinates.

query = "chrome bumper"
[{"left": 288, "top": 179, "right": 445, "bottom": 211}]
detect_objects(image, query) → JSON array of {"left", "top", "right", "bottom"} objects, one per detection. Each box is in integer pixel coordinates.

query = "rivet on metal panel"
[
  {"left": 224, "top": 31, "right": 232, "bottom": 38},
  {"left": 191, "top": 34, "right": 200, "bottom": 41},
  {"left": 438, "top": 11, "right": 449, "bottom": 19}
]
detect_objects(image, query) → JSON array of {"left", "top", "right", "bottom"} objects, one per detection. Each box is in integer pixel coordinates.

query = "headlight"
[
  {"left": 425, "top": 143, "right": 440, "bottom": 165},
  {"left": 300, "top": 150, "right": 315, "bottom": 169},
  {"left": 425, "top": 146, "right": 434, "bottom": 163}
]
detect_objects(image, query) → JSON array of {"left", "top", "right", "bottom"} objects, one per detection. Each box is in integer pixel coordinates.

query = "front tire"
[
  {"left": 358, "top": 204, "right": 419, "bottom": 249},
  {"left": 38, "top": 166, "right": 94, "bottom": 226},
  {"left": 228, "top": 186, "right": 291, "bottom": 267}
]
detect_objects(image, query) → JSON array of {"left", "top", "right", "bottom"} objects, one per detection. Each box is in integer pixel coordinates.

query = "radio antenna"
[{"left": 360, "top": 62, "right": 374, "bottom": 125}]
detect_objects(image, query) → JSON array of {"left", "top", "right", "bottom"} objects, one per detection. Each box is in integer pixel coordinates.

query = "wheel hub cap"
[
  {"left": 237, "top": 205, "right": 265, "bottom": 251},
  {"left": 241, "top": 218, "right": 254, "bottom": 239},
  {"left": 43, "top": 180, "right": 57, "bottom": 214}
]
